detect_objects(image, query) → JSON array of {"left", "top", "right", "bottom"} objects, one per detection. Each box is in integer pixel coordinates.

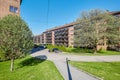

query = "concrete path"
[
  {"left": 53, "top": 60, "right": 99, "bottom": 80},
  {"left": 31, "top": 49, "right": 120, "bottom": 80}
]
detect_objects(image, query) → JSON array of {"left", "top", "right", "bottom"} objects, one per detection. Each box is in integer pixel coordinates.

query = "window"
[{"left": 9, "top": 6, "right": 18, "bottom": 13}]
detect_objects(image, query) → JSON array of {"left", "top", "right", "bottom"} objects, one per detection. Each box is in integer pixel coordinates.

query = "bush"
[
  {"left": 46, "top": 45, "right": 67, "bottom": 52},
  {"left": 97, "top": 48, "right": 106, "bottom": 53},
  {"left": 60, "top": 46, "right": 67, "bottom": 52}
]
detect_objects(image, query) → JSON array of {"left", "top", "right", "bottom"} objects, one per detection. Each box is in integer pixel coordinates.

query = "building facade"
[
  {"left": 0, "top": 0, "right": 22, "bottom": 18},
  {"left": 33, "top": 22, "right": 76, "bottom": 47},
  {"left": 33, "top": 11, "right": 120, "bottom": 50}
]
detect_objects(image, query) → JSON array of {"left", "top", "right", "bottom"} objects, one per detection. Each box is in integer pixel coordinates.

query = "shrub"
[{"left": 97, "top": 48, "right": 106, "bottom": 53}]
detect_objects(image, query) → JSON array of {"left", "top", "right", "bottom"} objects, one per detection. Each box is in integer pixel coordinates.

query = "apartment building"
[
  {"left": 0, "top": 0, "right": 22, "bottom": 18},
  {"left": 46, "top": 31, "right": 52, "bottom": 44},
  {"left": 34, "top": 22, "right": 76, "bottom": 47},
  {"left": 34, "top": 11, "right": 120, "bottom": 49}
]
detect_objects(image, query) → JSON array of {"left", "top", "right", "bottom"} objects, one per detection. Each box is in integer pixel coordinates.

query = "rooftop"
[
  {"left": 45, "top": 22, "right": 78, "bottom": 32},
  {"left": 109, "top": 11, "right": 120, "bottom": 15}
]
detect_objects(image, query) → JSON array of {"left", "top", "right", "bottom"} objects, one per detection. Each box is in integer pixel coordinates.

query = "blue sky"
[{"left": 20, "top": 0, "right": 120, "bottom": 35}]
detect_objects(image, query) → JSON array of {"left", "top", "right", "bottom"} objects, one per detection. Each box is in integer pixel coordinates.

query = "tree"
[
  {"left": 74, "top": 9, "right": 120, "bottom": 53},
  {"left": 0, "top": 15, "right": 33, "bottom": 71}
]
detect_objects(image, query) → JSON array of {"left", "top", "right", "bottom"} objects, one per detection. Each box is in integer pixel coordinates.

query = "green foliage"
[
  {"left": 97, "top": 48, "right": 106, "bottom": 53},
  {"left": 58, "top": 45, "right": 67, "bottom": 52},
  {"left": 75, "top": 9, "right": 120, "bottom": 51},
  {"left": 46, "top": 44, "right": 66, "bottom": 52},
  {"left": 65, "top": 47, "right": 120, "bottom": 55},
  {"left": 47, "top": 44, "right": 95, "bottom": 53},
  {"left": 0, "top": 15, "right": 33, "bottom": 60},
  {"left": 75, "top": 9, "right": 107, "bottom": 49},
  {"left": 0, "top": 15, "right": 33, "bottom": 71},
  {"left": 46, "top": 44, "right": 120, "bottom": 55},
  {"left": 46, "top": 44, "right": 54, "bottom": 51},
  {"left": 97, "top": 50, "right": 120, "bottom": 55},
  {"left": 70, "top": 61, "right": 120, "bottom": 80}
]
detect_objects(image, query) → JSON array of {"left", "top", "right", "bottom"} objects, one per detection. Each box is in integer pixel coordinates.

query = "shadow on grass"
[{"left": 18, "top": 55, "right": 47, "bottom": 67}]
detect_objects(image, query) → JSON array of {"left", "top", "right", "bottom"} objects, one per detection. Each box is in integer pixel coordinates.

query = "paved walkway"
[
  {"left": 53, "top": 61, "right": 100, "bottom": 80},
  {"left": 31, "top": 49, "right": 120, "bottom": 80}
]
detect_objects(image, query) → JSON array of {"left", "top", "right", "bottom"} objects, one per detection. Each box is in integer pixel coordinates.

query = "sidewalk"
[{"left": 53, "top": 60, "right": 100, "bottom": 80}]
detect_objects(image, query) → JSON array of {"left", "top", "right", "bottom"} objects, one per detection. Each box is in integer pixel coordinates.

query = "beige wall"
[
  {"left": 68, "top": 27, "right": 74, "bottom": 47},
  {"left": 0, "top": 0, "right": 20, "bottom": 18},
  {"left": 52, "top": 31, "right": 54, "bottom": 45},
  {"left": 44, "top": 33, "right": 46, "bottom": 44},
  {"left": 40, "top": 35, "right": 42, "bottom": 44}
]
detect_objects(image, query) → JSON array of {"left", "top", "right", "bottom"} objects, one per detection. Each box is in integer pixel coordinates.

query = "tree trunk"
[
  {"left": 10, "top": 57, "right": 14, "bottom": 72},
  {"left": 93, "top": 45, "right": 97, "bottom": 54},
  {"left": 93, "top": 48, "right": 97, "bottom": 54}
]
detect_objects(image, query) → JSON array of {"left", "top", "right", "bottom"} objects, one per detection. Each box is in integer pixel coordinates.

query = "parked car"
[
  {"left": 39, "top": 46, "right": 45, "bottom": 49},
  {"left": 52, "top": 48, "right": 61, "bottom": 53},
  {"left": 39, "top": 44, "right": 47, "bottom": 49},
  {"left": 31, "top": 45, "right": 45, "bottom": 53}
]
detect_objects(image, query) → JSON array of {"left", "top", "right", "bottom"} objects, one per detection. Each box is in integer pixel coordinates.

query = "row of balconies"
[
  {"left": 54, "top": 32, "right": 68, "bottom": 36},
  {"left": 55, "top": 41, "right": 68, "bottom": 43},
  {"left": 46, "top": 35, "right": 52, "bottom": 37},
  {"left": 46, "top": 37, "right": 52, "bottom": 40},
  {"left": 46, "top": 42, "right": 52, "bottom": 43},
  {"left": 54, "top": 30, "right": 68, "bottom": 33},
  {"left": 45, "top": 39, "right": 68, "bottom": 42},
  {"left": 55, "top": 37, "right": 66, "bottom": 39},
  {"left": 45, "top": 38, "right": 68, "bottom": 41},
  {"left": 46, "top": 34, "right": 52, "bottom": 36},
  {"left": 54, "top": 28, "right": 68, "bottom": 32},
  {"left": 55, "top": 39, "right": 68, "bottom": 41},
  {"left": 46, "top": 32, "right": 52, "bottom": 34},
  {"left": 55, "top": 39, "right": 68, "bottom": 42},
  {"left": 55, "top": 34, "right": 68, "bottom": 37},
  {"left": 54, "top": 37, "right": 68, "bottom": 40}
]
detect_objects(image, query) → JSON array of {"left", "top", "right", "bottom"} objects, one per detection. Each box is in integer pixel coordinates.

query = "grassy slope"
[
  {"left": 70, "top": 61, "right": 120, "bottom": 80},
  {"left": 0, "top": 56, "right": 63, "bottom": 80}
]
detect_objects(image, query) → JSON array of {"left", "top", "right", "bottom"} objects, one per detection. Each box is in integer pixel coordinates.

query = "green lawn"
[
  {"left": 70, "top": 61, "right": 120, "bottom": 80},
  {"left": 0, "top": 56, "right": 63, "bottom": 80},
  {"left": 65, "top": 48, "right": 120, "bottom": 56}
]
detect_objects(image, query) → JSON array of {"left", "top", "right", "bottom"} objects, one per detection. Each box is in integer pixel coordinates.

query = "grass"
[
  {"left": 65, "top": 48, "right": 120, "bottom": 55},
  {"left": 0, "top": 56, "right": 63, "bottom": 80},
  {"left": 70, "top": 61, "right": 120, "bottom": 80}
]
